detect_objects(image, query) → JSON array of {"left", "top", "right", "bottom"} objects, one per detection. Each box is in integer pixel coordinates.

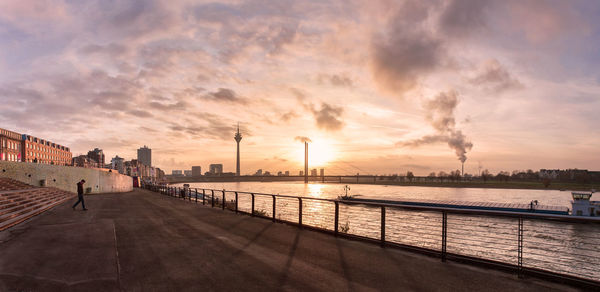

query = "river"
[
  {"left": 172, "top": 182, "right": 600, "bottom": 282},
  {"left": 175, "top": 181, "right": 574, "bottom": 207}
]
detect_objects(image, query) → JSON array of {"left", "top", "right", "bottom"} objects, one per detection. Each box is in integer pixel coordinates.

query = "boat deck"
[{"left": 344, "top": 198, "right": 569, "bottom": 215}]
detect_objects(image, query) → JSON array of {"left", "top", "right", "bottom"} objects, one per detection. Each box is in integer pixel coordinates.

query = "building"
[
  {"left": 111, "top": 155, "right": 125, "bottom": 174},
  {"left": 311, "top": 169, "right": 317, "bottom": 176},
  {"left": 0, "top": 128, "right": 23, "bottom": 162},
  {"left": 87, "top": 148, "right": 105, "bottom": 167},
  {"left": 172, "top": 170, "right": 183, "bottom": 176},
  {"left": 320, "top": 168, "right": 324, "bottom": 177},
  {"left": 277, "top": 171, "right": 283, "bottom": 176},
  {"left": 192, "top": 166, "right": 202, "bottom": 177},
  {"left": 155, "top": 168, "right": 166, "bottom": 182},
  {"left": 539, "top": 169, "right": 559, "bottom": 179},
  {"left": 73, "top": 155, "right": 97, "bottom": 168},
  {"left": 299, "top": 171, "right": 303, "bottom": 176},
  {"left": 284, "top": 171, "right": 289, "bottom": 176},
  {"left": 22, "top": 134, "right": 71, "bottom": 165},
  {"left": 254, "top": 169, "right": 262, "bottom": 176},
  {"left": 184, "top": 170, "right": 192, "bottom": 176},
  {"left": 209, "top": 164, "right": 223, "bottom": 175},
  {"left": 137, "top": 145, "right": 151, "bottom": 167}
]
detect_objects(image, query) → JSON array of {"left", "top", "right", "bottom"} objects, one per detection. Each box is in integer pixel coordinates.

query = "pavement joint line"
[{"left": 113, "top": 221, "right": 123, "bottom": 292}]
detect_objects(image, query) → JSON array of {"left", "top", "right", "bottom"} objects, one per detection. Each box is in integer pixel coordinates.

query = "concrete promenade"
[{"left": 0, "top": 189, "right": 576, "bottom": 291}]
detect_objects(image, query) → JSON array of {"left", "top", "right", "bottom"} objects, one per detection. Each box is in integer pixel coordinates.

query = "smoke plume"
[
  {"left": 295, "top": 136, "right": 311, "bottom": 143},
  {"left": 398, "top": 90, "right": 473, "bottom": 163}
]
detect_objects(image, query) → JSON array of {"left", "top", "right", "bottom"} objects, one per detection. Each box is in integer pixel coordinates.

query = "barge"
[{"left": 341, "top": 197, "right": 569, "bottom": 215}]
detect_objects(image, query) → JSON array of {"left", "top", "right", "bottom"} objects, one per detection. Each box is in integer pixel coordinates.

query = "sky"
[{"left": 1, "top": 0, "right": 599, "bottom": 175}]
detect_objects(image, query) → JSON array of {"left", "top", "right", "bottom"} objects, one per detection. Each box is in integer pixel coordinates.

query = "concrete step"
[
  {"left": 0, "top": 178, "right": 35, "bottom": 191},
  {"left": 0, "top": 195, "right": 72, "bottom": 231},
  {"left": 0, "top": 186, "right": 75, "bottom": 231},
  {"left": 0, "top": 193, "right": 69, "bottom": 216},
  {"left": 0, "top": 194, "right": 71, "bottom": 224},
  {"left": 0, "top": 190, "right": 64, "bottom": 207}
]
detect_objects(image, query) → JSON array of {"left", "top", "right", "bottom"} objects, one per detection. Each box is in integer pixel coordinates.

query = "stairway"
[
  {"left": 0, "top": 178, "right": 75, "bottom": 231},
  {"left": 0, "top": 177, "right": 35, "bottom": 191}
]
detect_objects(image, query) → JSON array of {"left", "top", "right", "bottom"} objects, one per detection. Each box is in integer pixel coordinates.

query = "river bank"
[{"left": 339, "top": 180, "right": 600, "bottom": 191}]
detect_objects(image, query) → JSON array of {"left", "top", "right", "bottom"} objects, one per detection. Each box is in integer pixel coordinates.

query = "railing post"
[
  {"left": 195, "top": 189, "right": 198, "bottom": 203},
  {"left": 442, "top": 212, "right": 447, "bottom": 262},
  {"left": 381, "top": 206, "right": 386, "bottom": 247},
  {"left": 211, "top": 190, "right": 215, "bottom": 208},
  {"left": 202, "top": 189, "right": 206, "bottom": 205},
  {"left": 235, "top": 192, "right": 238, "bottom": 214},
  {"left": 222, "top": 191, "right": 226, "bottom": 210},
  {"left": 272, "top": 195, "right": 276, "bottom": 222},
  {"left": 334, "top": 201, "right": 339, "bottom": 235},
  {"left": 251, "top": 194, "right": 255, "bottom": 216},
  {"left": 518, "top": 216, "right": 523, "bottom": 278},
  {"left": 298, "top": 198, "right": 303, "bottom": 227}
]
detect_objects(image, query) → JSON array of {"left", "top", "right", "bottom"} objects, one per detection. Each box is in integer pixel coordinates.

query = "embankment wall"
[{"left": 0, "top": 161, "right": 133, "bottom": 194}]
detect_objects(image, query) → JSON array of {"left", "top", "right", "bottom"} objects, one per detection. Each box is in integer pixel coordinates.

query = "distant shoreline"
[
  {"left": 173, "top": 179, "right": 600, "bottom": 192},
  {"left": 331, "top": 181, "right": 599, "bottom": 191}
]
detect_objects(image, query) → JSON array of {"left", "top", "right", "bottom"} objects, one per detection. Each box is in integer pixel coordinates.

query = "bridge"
[
  {"left": 168, "top": 174, "right": 401, "bottom": 184},
  {"left": 0, "top": 188, "right": 578, "bottom": 291}
]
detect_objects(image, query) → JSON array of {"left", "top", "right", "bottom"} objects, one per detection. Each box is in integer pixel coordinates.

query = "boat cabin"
[{"left": 571, "top": 192, "right": 600, "bottom": 216}]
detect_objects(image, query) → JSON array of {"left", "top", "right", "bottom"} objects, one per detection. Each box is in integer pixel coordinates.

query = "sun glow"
[{"left": 294, "top": 139, "right": 337, "bottom": 167}]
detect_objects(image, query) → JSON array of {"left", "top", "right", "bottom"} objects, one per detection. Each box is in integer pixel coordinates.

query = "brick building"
[
  {"left": 22, "top": 134, "right": 72, "bottom": 165},
  {"left": 0, "top": 128, "right": 23, "bottom": 162}
]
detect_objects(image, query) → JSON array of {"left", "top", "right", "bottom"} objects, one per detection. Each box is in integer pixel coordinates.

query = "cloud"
[
  {"left": 148, "top": 101, "right": 188, "bottom": 111},
  {"left": 78, "top": 43, "right": 129, "bottom": 57},
  {"left": 191, "top": 1, "right": 301, "bottom": 62},
  {"left": 506, "top": 0, "right": 587, "bottom": 43},
  {"left": 398, "top": 90, "right": 473, "bottom": 163},
  {"left": 272, "top": 156, "right": 287, "bottom": 162},
  {"left": 318, "top": 73, "right": 353, "bottom": 87},
  {"left": 293, "top": 88, "right": 345, "bottom": 131},
  {"left": 129, "top": 110, "right": 154, "bottom": 118},
  {"left": 295, "top": 136, "right": 311, "bottom": 143},
  {"left": 470, "top": 59, "right": 523, "bottom": 91},
  {"left": 370, "top": 2, "right": 446, "bottom": 95},
  {"left": 310, "top": 102, "right": 344, "bottom": 131},
  {"left": 281, "top": 111, "right": 298, "bottom": 122},
  {"left": 204, "top": 88, "right": 246, "bottom": 103},
  {"left": 290, "top": 87, "right": 307, "bottom": 101},
  {"left": 438, "top": 0, "right": 492, "bottom": 37}
]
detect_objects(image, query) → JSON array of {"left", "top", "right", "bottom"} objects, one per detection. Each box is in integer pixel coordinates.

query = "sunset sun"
[{"left": 294, "top": 139, "right": 337, "bottom": 167}]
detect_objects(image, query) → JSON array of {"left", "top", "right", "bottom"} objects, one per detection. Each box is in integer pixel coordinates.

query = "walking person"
[{"left": 72, "top": 179, "right": 88, "bottom": 211}]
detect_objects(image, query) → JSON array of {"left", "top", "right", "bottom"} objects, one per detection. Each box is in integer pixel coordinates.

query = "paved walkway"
[{"left": 0, "top": 189, "right": 577, "bottom": 291}]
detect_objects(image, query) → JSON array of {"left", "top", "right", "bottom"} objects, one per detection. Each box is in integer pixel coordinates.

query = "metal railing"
[{"left": 142, "top": 183, "right": 600, "bottom": 289}]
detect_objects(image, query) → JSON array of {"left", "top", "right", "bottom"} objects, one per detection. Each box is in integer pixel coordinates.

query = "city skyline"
[{"left": 1, "top": 1, "right": 600, "bottom": 175}]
